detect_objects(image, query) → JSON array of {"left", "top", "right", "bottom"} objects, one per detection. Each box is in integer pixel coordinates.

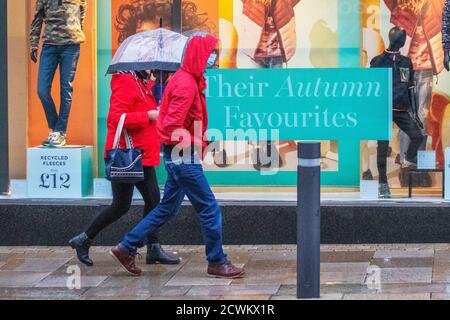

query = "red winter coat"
[
  {"left": 242, "top": 0, "right": 301, "bottom": 62},
  {"left": 384, "top": 0, "right": 445, "bottom": 74},
  {"left": 104, "top": 73, "right": 160, "bottom": 167},
  {"left": 157, "top": 33, "right": 218, "bottom": 152}
]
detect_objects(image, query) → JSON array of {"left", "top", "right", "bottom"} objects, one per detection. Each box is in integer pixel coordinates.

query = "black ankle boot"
[
  {"left": 69, "top": 233, "right": 94, "bottom": 267},
  {"left": 146, "top": 244, "right": 181, "bottom": 265}
]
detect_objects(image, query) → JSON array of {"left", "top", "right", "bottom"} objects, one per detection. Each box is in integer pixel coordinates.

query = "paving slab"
[
  {"left": 0, "top": 272, "right": 51, "bottom": 288},
  {"left": 377, "top": 268, "right": 432, "bottom": 284},
  {"left": 121, "top": 274, "right": 188, "bottom": 290},
  {"left": 320, "top": 284, "right": 377, "bottom": 294},
  {"left": 431, "top": 293, "right": 450, "bottom": 300},
  {"left": 431, "top": 272, "right": 450, "bottom": 283},
  {"left": 219, "top": 295, "right": 272, "bottom": 300},
  {"left": 166, "top": 276, "right": 233, "bottom": 287},
  {"left": 34, "top": 275, "right": 108, "bottom": 288},
  {"left": 321, "top": 262, "right": 370, "bottom": 273},
  {"left": 148, "top": 295, "right": 220, "bottom": 300},
  {"left": 186, "top": 285, "right": 280, "bottom": 297},
  {"left": 231, "top": 267, "right": 296, "bottom": 286},
  {"left": 434, "top": 250, "right": 450, "bottom": 262},
  {"left": 321, "top": 271, "right": 367, "bottom": 285},
  {"left": 0, "top": 288, "right": 85, "bottom": 300},
  {"left": 81, "top": 287, "right": 152, "bottom": 300},
  {"left": 321, "top": 251, "right": 375, "bottom": 263},
  {"left": 371, "top": 258, "right": 433, "bottom": 269},
  {"left": 1, "top": 258, "right": 71, "bottom": 273},
  {"left": 271, "top": 293, "right": 344, "bottom": 300},
  {"left": 378, "top": 283, "right": 448, "bottom": 294},
  {"left": 343, "top": 293, "right": 430, "bottom": 300},
  {"left": 374, "top": 249, "right": 434, "bottom": 259}
]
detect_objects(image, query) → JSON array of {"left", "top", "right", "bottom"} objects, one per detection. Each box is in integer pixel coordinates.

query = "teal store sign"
[
  {"left": 199, "top": 68, "right": 392, "bottom": 187},
  {"left": 205, "top": 68, "right": 392, "bottom": 141}
]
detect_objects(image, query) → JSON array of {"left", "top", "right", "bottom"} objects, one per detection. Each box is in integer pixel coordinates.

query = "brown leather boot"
[
  {"left": 110, "top": 246, "right": 142, "bottom": 276},
  {"left": 207, "top": 262, "right": 245, "bottom": 279}
]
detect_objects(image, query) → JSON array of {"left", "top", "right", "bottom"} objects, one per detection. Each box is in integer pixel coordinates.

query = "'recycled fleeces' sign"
[
  {"left": 27, "top": 146, "right": 93, "bottom": 198},
  {"left": 205, "top": 68, "right": 392, "bottom": 141}
]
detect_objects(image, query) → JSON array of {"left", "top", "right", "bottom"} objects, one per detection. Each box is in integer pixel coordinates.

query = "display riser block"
[{"left": 27, "top": 146, "right": 93, "bottom": 199}]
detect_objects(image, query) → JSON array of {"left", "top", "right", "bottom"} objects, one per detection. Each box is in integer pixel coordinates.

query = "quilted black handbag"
[{"left": 105, "top": 114, "right": 145, "bottom": 183}]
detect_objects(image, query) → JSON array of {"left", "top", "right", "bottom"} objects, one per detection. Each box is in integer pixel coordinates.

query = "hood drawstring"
[{"left": 385, "top": 49, "right": 400, "bottom": 62}]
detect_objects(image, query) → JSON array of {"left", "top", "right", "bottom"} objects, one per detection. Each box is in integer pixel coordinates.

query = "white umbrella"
[{"left": 107, "top": 28, "right": 188, "bottom": 74}]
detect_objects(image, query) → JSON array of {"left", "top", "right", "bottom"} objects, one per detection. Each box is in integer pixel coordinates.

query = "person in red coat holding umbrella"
[{"left": 69, "top": 70, "right": 180, "bottom": 267}]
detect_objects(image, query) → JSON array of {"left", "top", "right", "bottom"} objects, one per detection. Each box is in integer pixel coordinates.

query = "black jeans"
[
  {"left": 377, "top": 111, "right": 424, "bottom": 184},
  {"left": 85, "top": 167, "right": 161, "bottom": 245}
]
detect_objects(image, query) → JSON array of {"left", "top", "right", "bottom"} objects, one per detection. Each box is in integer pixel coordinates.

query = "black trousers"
[
  {"left": 377, "top": 111, "right": 424, "bottom": 184},
  {"left": 85, "top": 167, "right": 161, "bottom": 245}
]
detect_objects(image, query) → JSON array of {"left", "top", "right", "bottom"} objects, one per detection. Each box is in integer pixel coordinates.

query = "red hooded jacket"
[
  {"left": 104, "top": 73, "right": 160, "bottom": 167},
  {"left": 157, "top": 33, "right": 218, "bottom": 152}
]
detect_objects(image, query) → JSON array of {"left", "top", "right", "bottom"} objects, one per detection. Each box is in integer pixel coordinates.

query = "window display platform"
[
  {"left": 1, "top": 191, "right": 449, "bottom": 247},
  {"left": 210, "top": 189, "right": 447, "bottom": 203}
]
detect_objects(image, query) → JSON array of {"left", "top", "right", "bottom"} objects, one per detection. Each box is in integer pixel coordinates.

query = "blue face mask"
[{"left": 207, "top": 52, "right": 217, "bottom": 68}]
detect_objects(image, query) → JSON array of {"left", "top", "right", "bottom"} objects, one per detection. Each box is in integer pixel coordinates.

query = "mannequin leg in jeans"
[
  {"left": 37, "top": 45, "right": 60, "bottom": 132},
  {"left": 399, "top": 70, "right": 432, "bottom": 170},
  {"left": 377, "top": 140, "right": 391, "bottom": 198},
  {"left": 252, "top": 57, "right": 284, "bottom": 170},
  {"left": 394, "top": 112, "right": 424, "bottom": 165},
  {"left": 377, "top": 111, "right": 424, "bottom": 198},
  {"left": 377, "top": 140, "right": 390, "bottom": 186},
  {"left": 54, "top": 44, "right": 81, "bottom": 134}
]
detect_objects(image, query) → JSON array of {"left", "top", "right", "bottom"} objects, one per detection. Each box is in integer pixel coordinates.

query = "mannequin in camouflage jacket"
[{"left": 29, "top": 0, "right": 87, "bottom": 147}]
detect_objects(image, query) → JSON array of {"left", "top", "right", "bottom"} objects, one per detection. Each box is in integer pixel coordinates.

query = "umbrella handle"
[{"left": 160, "top": 70, "right": 163, "bottom": 104}]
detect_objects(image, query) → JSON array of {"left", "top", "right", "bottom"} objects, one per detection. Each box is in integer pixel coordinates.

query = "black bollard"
[
  {"left": 0, "top": 0, "right": 9, "bottom": 195},
  {"left": 297, "top": 142, "right": 321, "bottom": 299}
]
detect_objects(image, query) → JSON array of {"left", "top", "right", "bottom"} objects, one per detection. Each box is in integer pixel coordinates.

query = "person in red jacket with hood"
[
  {"left": 110, "top": 33, "right": 245, "bottom": 279},
  {"left": 69, "top": 70, "right": 180, "bottom": 267}
]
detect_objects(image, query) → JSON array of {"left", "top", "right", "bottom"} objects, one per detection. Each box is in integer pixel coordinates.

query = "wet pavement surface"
[{"left": 2, "top": 244, "right": 450, "bottom": 300}]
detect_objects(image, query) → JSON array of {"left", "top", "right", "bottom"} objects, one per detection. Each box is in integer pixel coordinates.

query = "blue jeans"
[
  {"left": 37, "top": 44, "right": 81, "bottom": 134},
  {"left": 253, "top": 56, "right": 284, "bottom": 69},
  {"left": 120, "top": 150, "right": 228, "bottom": 265}
]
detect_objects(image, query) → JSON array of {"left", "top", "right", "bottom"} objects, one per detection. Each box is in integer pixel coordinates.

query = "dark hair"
[{"left": 115, "top": 0, "right": 215, "bottom": 44}]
